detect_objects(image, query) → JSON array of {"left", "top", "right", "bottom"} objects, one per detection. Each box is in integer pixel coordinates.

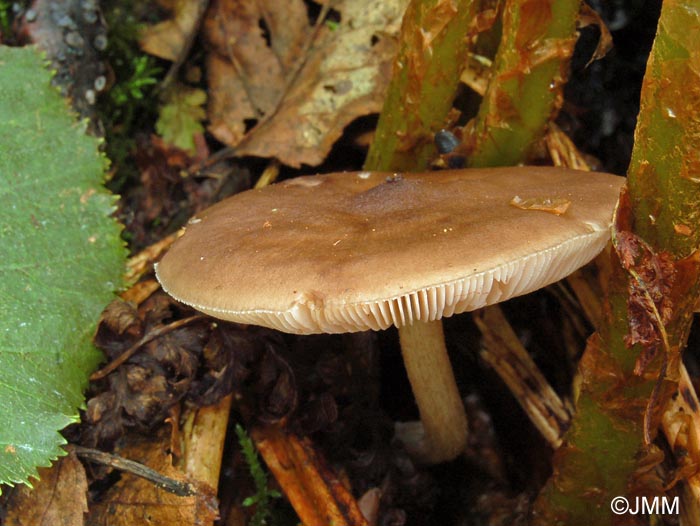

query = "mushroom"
[{"left": 155, "top": 166, "right": 624, "bottom": 463}]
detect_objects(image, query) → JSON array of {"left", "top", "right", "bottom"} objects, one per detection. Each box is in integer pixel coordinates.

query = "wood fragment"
[
  {"left": 544, "top": 122, "right": 593, "bottom": 172},
  {"left": 82, "top": 432, "right": 219, "bottom": 524},
  {"left": 474, "top": 305, "right": 572, "bottom": 447},
  {"left": 120, "top": 278, "right": 161, "bottom": 305},
  {"left": 125, "top": 229, "right": 184, "bottom": 285},
  {"left": 251, "top": 424, "right": 369, "bottom": 526},
  {"left": 181, "top": 394, "right": 233, "bottom": 489},
  {"left": 74, "top": 445, "right": 197, "bottom": 497}
]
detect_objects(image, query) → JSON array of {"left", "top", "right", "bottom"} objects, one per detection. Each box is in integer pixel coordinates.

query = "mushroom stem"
[{"left": 398, "top": 320, "right": 467, "bottom": 463}]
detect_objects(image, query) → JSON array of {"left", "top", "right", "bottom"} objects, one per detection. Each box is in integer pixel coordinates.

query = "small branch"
[
  {"left": 73, "top": 445, "right": 197, "bottom": 497},
  {"left": 124, "top": 229, "right": 183, "bottom": 286}
]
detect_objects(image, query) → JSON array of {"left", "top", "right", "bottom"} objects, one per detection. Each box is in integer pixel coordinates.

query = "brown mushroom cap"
[{"left": 156, "top": 167, "right": 624, "bottom": 334}]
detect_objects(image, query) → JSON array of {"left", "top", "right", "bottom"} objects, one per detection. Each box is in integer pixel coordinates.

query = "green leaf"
[
  {"left": 156, "top": 84, "right": 206, "bottom": 153},
  {"left": 0, "top": 46, "right": 126, "bottom": 489}
]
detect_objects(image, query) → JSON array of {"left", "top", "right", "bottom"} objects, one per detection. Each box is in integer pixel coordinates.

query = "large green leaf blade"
[{"left": 0, "top": 46, "right": 126, "bottom": 488}]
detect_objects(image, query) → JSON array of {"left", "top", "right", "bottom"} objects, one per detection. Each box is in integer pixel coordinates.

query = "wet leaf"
[{"left": 0, "top": 46, "right": 125, "bottom": 490}]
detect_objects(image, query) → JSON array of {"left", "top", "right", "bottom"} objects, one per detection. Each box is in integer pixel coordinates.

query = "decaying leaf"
[
  {"left": 613, "top": 190, "right": 676, "bottom": 374},
  {"left": 3, "top": 451, "right": 88, "bottom": 526},
  {"left": 84, "top": 293, "right": 225, "bottom": 448},
  {"left": 544, "top": 121, "right": 594, "bottom": 171},
  {"left": 474, "top": 305, "right": 572, "bottom": 448},
  {"left": 124, "top": 135, "right": 235, "bottom": 250},
  {"left": 662, "top": 365, "right": 700, "bottom": 519},
  {"left": 204, "top": 0, "right": 408, "bottom": 167},
  {"left": 577, "top": 3, "right": 613, "bottom": 66},
  {"left": 205, "top": 0, "right": 297, "bottom": 135},
  {"left": 616, "top": 229, "right": 675, "bottom": 353}
]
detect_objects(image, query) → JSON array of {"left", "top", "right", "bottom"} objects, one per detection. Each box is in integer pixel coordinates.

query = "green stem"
[
  {"left": 465, "top": 0, "right": 581, "bottom": 167},
  {"left": 365, "top": 0, "right": 482, "bottom": 172},
  {"left": 533, "top": 2, "right": 700, "bottom": 523}
]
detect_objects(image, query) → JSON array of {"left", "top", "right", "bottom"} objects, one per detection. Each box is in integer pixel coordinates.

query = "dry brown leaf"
[
  {"left": 578, "top": 3, "right": 614, "bottom": 66},
  {"left": 205, "top": 0, "right": 289, "bottom": 132},
  {"left": 140, "top": 0, "right": 208, "bottom": 61},
  {"left": 87, "top": 431, "right": 218, "bottom": 526},
  {"left": 4, "top": 451, "right": 88, "bottom": 526},
  {"left": 204, "top": 0, "right": 408, "bottom": 167}
]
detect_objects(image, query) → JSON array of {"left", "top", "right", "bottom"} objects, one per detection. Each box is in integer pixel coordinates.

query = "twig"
[
  {"left": 254, "top": 160, "right": 281, "bottom": 189},
  {"left": 124, "top": 229, "right": 183, "bottom": 285},
  {"left": 73, "top": 445, "right": 197, "bottom": 497}
]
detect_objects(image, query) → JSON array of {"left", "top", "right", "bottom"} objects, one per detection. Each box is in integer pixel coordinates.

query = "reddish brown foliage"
[{"left": 614, "top": 189, "right": 676, "bottom": 374}]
